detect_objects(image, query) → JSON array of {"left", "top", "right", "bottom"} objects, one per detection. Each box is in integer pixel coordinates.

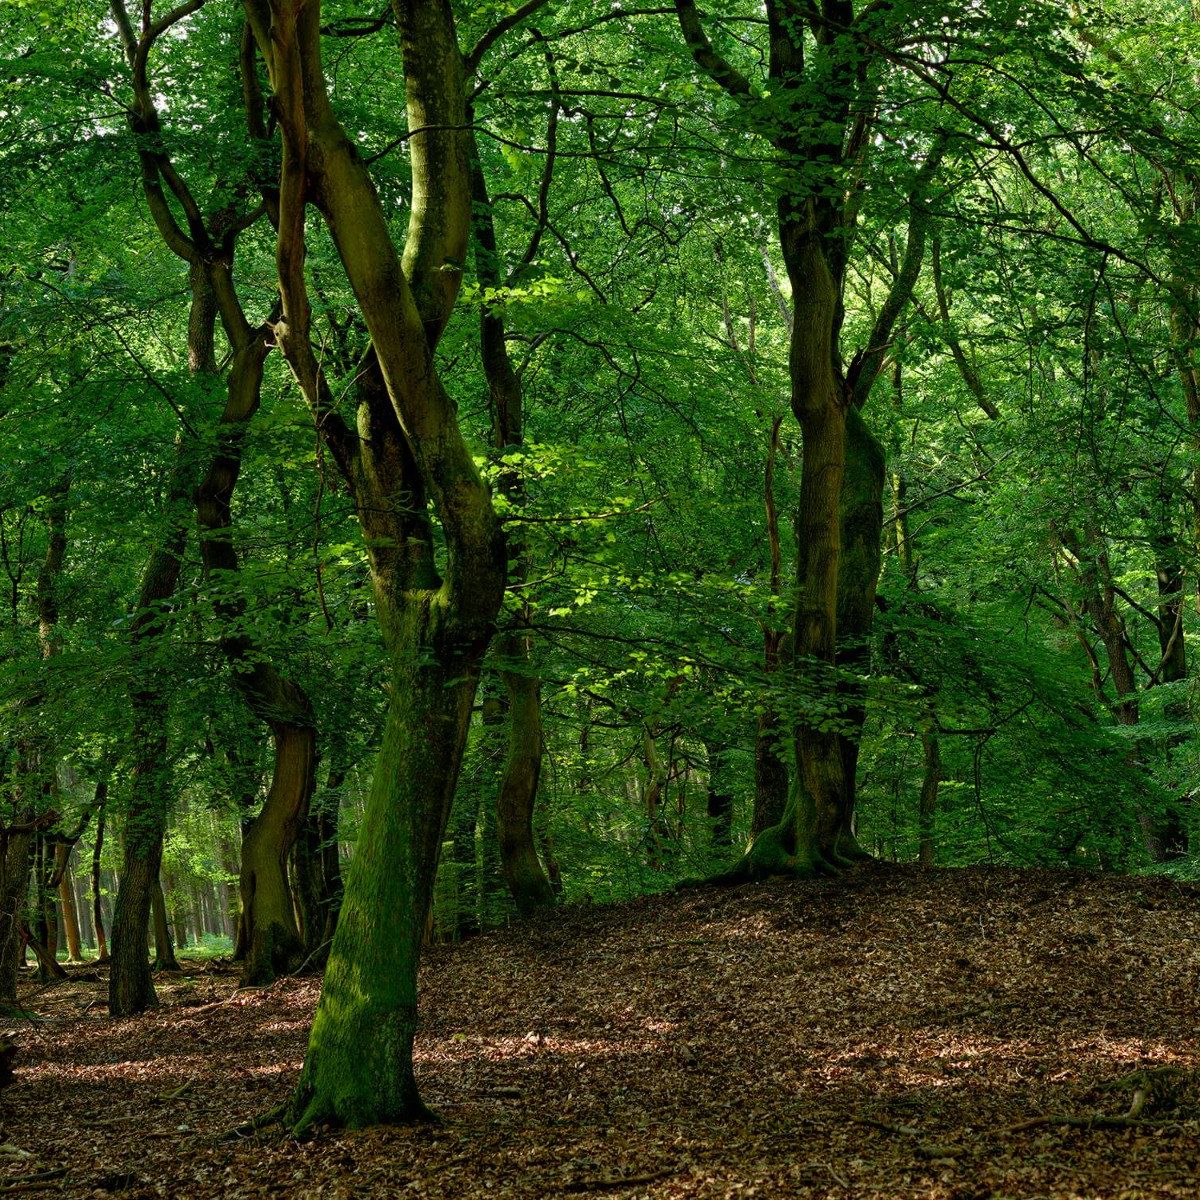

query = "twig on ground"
[
  {"left": 0, "top": 1168, "right": 67, "bottom": 1194},
  {"left": 561, "top": 1168, "right": 673, "bottom": 1193}
]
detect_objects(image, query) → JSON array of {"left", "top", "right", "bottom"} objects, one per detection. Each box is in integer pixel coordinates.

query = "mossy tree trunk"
[{"left": 247, "top": 0, "right": 506, "bottom": 1129}]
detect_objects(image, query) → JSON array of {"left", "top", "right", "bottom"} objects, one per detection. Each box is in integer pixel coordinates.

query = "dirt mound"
[{"left": 4, "top": 864, "right": 1199, "bottom": 1197}]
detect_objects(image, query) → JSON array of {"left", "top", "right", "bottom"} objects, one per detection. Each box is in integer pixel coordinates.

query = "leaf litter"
[{"left": 1, "top": 864, "right": 1198, "bottom": 1198}]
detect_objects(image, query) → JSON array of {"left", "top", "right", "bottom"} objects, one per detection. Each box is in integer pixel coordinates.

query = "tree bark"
[
  {"left": 247, "top": 0, "right": 506, "bottom": 1128},
  {"left": 55, "top": 845, "right": 83, "bottom": 963},
  {"left": 704, "top": 741, "right": 734, "bottom": 850},
  {"left": 471, "top": 127, "right": 555, "bottom": 913},
  {"left": 151, "top": 876, "right": 179, "bottom": 971}
]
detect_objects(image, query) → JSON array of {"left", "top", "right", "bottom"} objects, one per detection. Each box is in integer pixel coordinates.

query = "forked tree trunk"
[{"left": 250, "top": 0, "right": 506, "bottom": 1130}]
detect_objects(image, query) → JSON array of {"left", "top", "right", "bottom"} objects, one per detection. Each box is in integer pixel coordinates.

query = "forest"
[{"left": 0, "top": 0, "right": 1198, "bottom": 1196}]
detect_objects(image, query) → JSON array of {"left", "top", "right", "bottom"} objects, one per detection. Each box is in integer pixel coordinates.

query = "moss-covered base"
[{"left": 693, "top": 787, "right": 874, "bottom": 888}]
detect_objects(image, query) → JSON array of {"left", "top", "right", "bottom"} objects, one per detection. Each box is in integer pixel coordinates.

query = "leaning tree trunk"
[{"left": 287, "top": 618, "right": 487, "bottom": 1129}]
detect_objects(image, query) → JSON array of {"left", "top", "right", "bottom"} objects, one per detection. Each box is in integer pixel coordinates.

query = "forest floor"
[{"left": 2, "top": 864, "right": 1198, "bottom": 1199}]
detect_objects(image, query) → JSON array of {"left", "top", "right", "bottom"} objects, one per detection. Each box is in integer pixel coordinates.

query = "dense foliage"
[{"left": 1, "top": 0, "right": 1199, "bottom": 1129}]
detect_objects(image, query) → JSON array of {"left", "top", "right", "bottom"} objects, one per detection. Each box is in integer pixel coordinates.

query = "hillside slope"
[{"left": 6, "top": 864, "right": 1200, "bottom": 1197}]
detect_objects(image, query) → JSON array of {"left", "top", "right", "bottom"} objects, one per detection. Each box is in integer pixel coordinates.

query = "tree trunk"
[
  {"left": 252, "top": 0, "right": 506, "bottom": 1129},
  {"left": 109, "top": 414, "right": 205, "bottom": 1015},
  {"left": 92, "top": 798, "right": 109, "bottom": 962},
  {"left": 918, "top": 727, "right": 940, "bottom": 867},
  {"left": 290, "top": 768, "right": 343, "bottom": 968},
  {"left": 151, "top": 876, "right": 179, "bottom": 972},
  {"left": 704, "top": 741, "right": 734, "bottom": 850},
  {"left": 833, "top": 406, "right": 886, "bottom": 857},
  {"left": 110, "top": 684, "right": 171, "bottom": 1016},
  {"left": 286, "top": 621, "right": 488, "bottom": 1130},
  {"left": 470, "top": 132, "right": 555, "bottom": 915},
  {"left": 0, "top": 824, "right": 35, "bottom": 1009},
  {"left": 234, "top": 726, "right": 313, "bottom": 983},
  {"left": 496, "top": 648, "right": 554, "bottom": 913},
  {"left": 56, "top": 850, "right": 83, "bottom": 963}
]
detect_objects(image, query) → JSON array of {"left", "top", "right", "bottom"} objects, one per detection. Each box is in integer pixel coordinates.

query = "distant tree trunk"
[
  {"left": 753, "top": 419, "right": 788, "bottom": 837},
  {"left": 834, "top": 408, "right": 886, "bottom": 858},
  {"left": 495, "top": 654, "right": 553, "bottom": 913},
  {"left": 471, "top": 138, "right": 555, "bottom": 915},
  {"left": 92, "top": 796, "right": 109, "bottom": 962},
  {"left": 151, "top": 877, "right": 179, "bottom": 972},
  {"left": 704, "top": 741, "right": 734, "bottom": 850},
  {"left": 75, "top": 873, "right": 95, "bottom": 952},
  {"left": 643, "top": 726, "right": 669, "bottom": 870},
  {"left": 918, "top": 727, "right": 940, "bottom": 867},
  {"left": 291, "top": 767, "right": 344, "bottom": 967},
  {"left": 477, "top": 683, "right": 508, "bottom": 928},
  {"left": 56, "top": 847, "right": 83, "bottom": 963},
  {"left": 1148, "top": 503, "right": 1189, "bottom": 860},
  {"left": 448, "top": 791, "right": 480, "bottom": 939}
]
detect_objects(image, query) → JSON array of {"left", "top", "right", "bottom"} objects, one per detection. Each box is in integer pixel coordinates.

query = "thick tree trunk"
[
  {"left": 286, "top": 623, "right": 486, "bottom": 1130},
  {"left": 0, "top": 824, "right": 35, "bottom": 1009},
  {"left": 252, "top": 0, "right": 505, "bottom": 1130}
]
